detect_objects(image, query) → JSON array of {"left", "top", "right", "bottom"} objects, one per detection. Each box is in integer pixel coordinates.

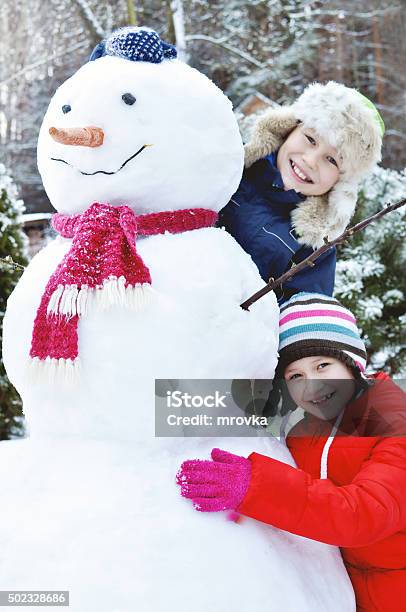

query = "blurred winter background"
[{"left": 0, "top": 1, "right": 405, "bottom": 437}]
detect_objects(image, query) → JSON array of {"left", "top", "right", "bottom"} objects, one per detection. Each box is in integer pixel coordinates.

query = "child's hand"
[{"left": 176, "top": 448, "right": 252, "bottom": 512}]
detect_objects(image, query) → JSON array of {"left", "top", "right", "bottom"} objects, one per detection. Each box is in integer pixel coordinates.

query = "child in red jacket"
[{"left": 177, "top": 293, "right": 406, "bottom": 612}]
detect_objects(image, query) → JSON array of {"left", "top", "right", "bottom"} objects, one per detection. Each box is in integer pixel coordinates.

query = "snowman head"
[{"left": 37, "top": 27, "right": 244, "bottom": 215}]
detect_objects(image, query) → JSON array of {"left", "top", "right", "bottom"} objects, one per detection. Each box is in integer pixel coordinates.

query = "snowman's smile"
[{"left": 50, "top": 144, "right": 149, "bottom": 176}]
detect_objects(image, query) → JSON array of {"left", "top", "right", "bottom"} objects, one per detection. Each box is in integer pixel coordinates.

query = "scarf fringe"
[
  {"left": 28, "top": 356, "right": 81, "bottom": 385},
  {"left": 46, "top": 276, "right": 153, "bottom": 317}
]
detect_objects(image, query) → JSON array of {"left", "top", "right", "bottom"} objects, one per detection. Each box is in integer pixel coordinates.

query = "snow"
[
  {"left": 361, "top": 165, "right": 406, "bottom": 205},
  {"left": 0, "top": 164, "right": 28, "bottom": 263},
  {"left": 371, "top": 349, "right": 391, "bottom": 370},
  {"left": 335, "top": 259, "right": 365, "bottom": 298},
  {"left": 335, "top": 164, "right": 406, "bottom": 373},
  {"left": 0, "top": 163, "right": 25, "bottom": 218},
  {"left": 383, "top": 289, "right": 404, "bottom": 306},
  {"left": 22, "top": 212, "right": 52, "bottom": 223},
  {"left": 2, "top": 29, "right": 355, "bottom": 612},
  {"left": 358, "top": 296, "right": 384, "bottom": 320}
]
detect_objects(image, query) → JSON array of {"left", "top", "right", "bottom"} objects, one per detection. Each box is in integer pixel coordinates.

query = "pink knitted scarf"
[{"left": 30, "top": 202, "right": 217, "bottom": 371}]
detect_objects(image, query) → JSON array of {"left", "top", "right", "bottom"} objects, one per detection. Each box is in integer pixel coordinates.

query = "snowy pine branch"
[{"left": 0, "top": 255, "right": 25, "bottom": 272}]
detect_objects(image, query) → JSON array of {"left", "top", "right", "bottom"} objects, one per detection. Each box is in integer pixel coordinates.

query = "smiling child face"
[
  {"left": 277, "top": 125, "right": 341, "bottom": 196},
  {"left": 284, "top": 356, "right": 356, "bottom": 420}
]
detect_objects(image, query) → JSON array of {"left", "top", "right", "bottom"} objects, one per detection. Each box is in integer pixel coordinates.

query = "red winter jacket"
[{"left": 238, "top": 373, "right": 406, "bottom": 612}]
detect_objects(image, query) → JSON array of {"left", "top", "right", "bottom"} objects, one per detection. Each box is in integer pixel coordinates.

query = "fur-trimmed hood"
[{"left": 244, "top": 81, "right": 384, "bottom": 249}]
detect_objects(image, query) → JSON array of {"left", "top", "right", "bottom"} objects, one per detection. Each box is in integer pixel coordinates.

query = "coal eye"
[
  {"left": 122, "top": 93, "right": 136, "bottom": 106},
  {"left": 62, "top": 104, "right": 71, "bottom": 114}
]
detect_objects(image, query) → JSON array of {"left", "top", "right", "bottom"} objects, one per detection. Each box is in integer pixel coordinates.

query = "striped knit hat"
[{"left": 278, "top": 292, "right": 367, "bottom": 376}]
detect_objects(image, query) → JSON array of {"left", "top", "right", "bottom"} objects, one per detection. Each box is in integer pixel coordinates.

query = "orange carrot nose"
[{"left": 49, "top": 126, "right": 104, "bottom": 147}]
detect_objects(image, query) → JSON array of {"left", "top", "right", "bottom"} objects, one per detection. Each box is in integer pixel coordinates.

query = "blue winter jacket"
[{"left": 218, "top": 153, "right": 336, "bottom": 303}]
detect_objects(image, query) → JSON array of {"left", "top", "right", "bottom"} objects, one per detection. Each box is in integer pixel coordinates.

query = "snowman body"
[{"left": 2, "top": 32, "right": 355, "bottom": 612}]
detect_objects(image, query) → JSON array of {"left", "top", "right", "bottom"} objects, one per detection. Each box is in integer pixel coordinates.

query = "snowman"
[{"left": 2, "top": 27, "right": 355, "bottom": 612}]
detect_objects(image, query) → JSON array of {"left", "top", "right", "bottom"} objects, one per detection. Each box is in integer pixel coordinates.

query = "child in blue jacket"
[{"left": 219, "top": 81, "right": 385, "bottom": 302}]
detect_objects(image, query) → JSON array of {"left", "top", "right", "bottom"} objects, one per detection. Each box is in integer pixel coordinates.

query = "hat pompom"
[{"left": 89, "top": 26, "right": 177, "bottom": 64}]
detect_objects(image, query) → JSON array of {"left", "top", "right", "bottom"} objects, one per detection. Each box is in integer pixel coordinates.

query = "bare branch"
[
  {"left": 382, "top": 131, "right": 406, "bottom": 141},
  {"left": 127, "top": 0, "right": 137, "bottom": 25},
  {"left": 72, "top": 0, "right": 105, "bottom": 38},
  {"left": 0, "top": 42, "right": 85, "bottom": 87},
  {"left": 185, "top": 34, "right": 271, "bottom": 69},
  {"left": 295, "top": 6, "right": 401, "bottom": 20}
]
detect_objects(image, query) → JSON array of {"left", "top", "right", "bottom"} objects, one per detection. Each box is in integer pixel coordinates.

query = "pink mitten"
[{"left": 176, "top": 448, "right": 252, "bottom": 512}]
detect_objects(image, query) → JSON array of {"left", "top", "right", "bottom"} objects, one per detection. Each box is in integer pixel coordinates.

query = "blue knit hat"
[
  {"left": 278, "top": 292, "right": 367, "bottom": 375},
  {"left": 89, "top": 26, "right": 177, "bottom": 64}
]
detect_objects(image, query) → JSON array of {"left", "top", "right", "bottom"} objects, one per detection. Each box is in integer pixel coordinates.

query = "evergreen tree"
[
  {"left": 335, "top": 166, "right": 406, "bottom": 375},
  {"left": 0, "top": 164, "right": 27, "bottom": 439}
]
